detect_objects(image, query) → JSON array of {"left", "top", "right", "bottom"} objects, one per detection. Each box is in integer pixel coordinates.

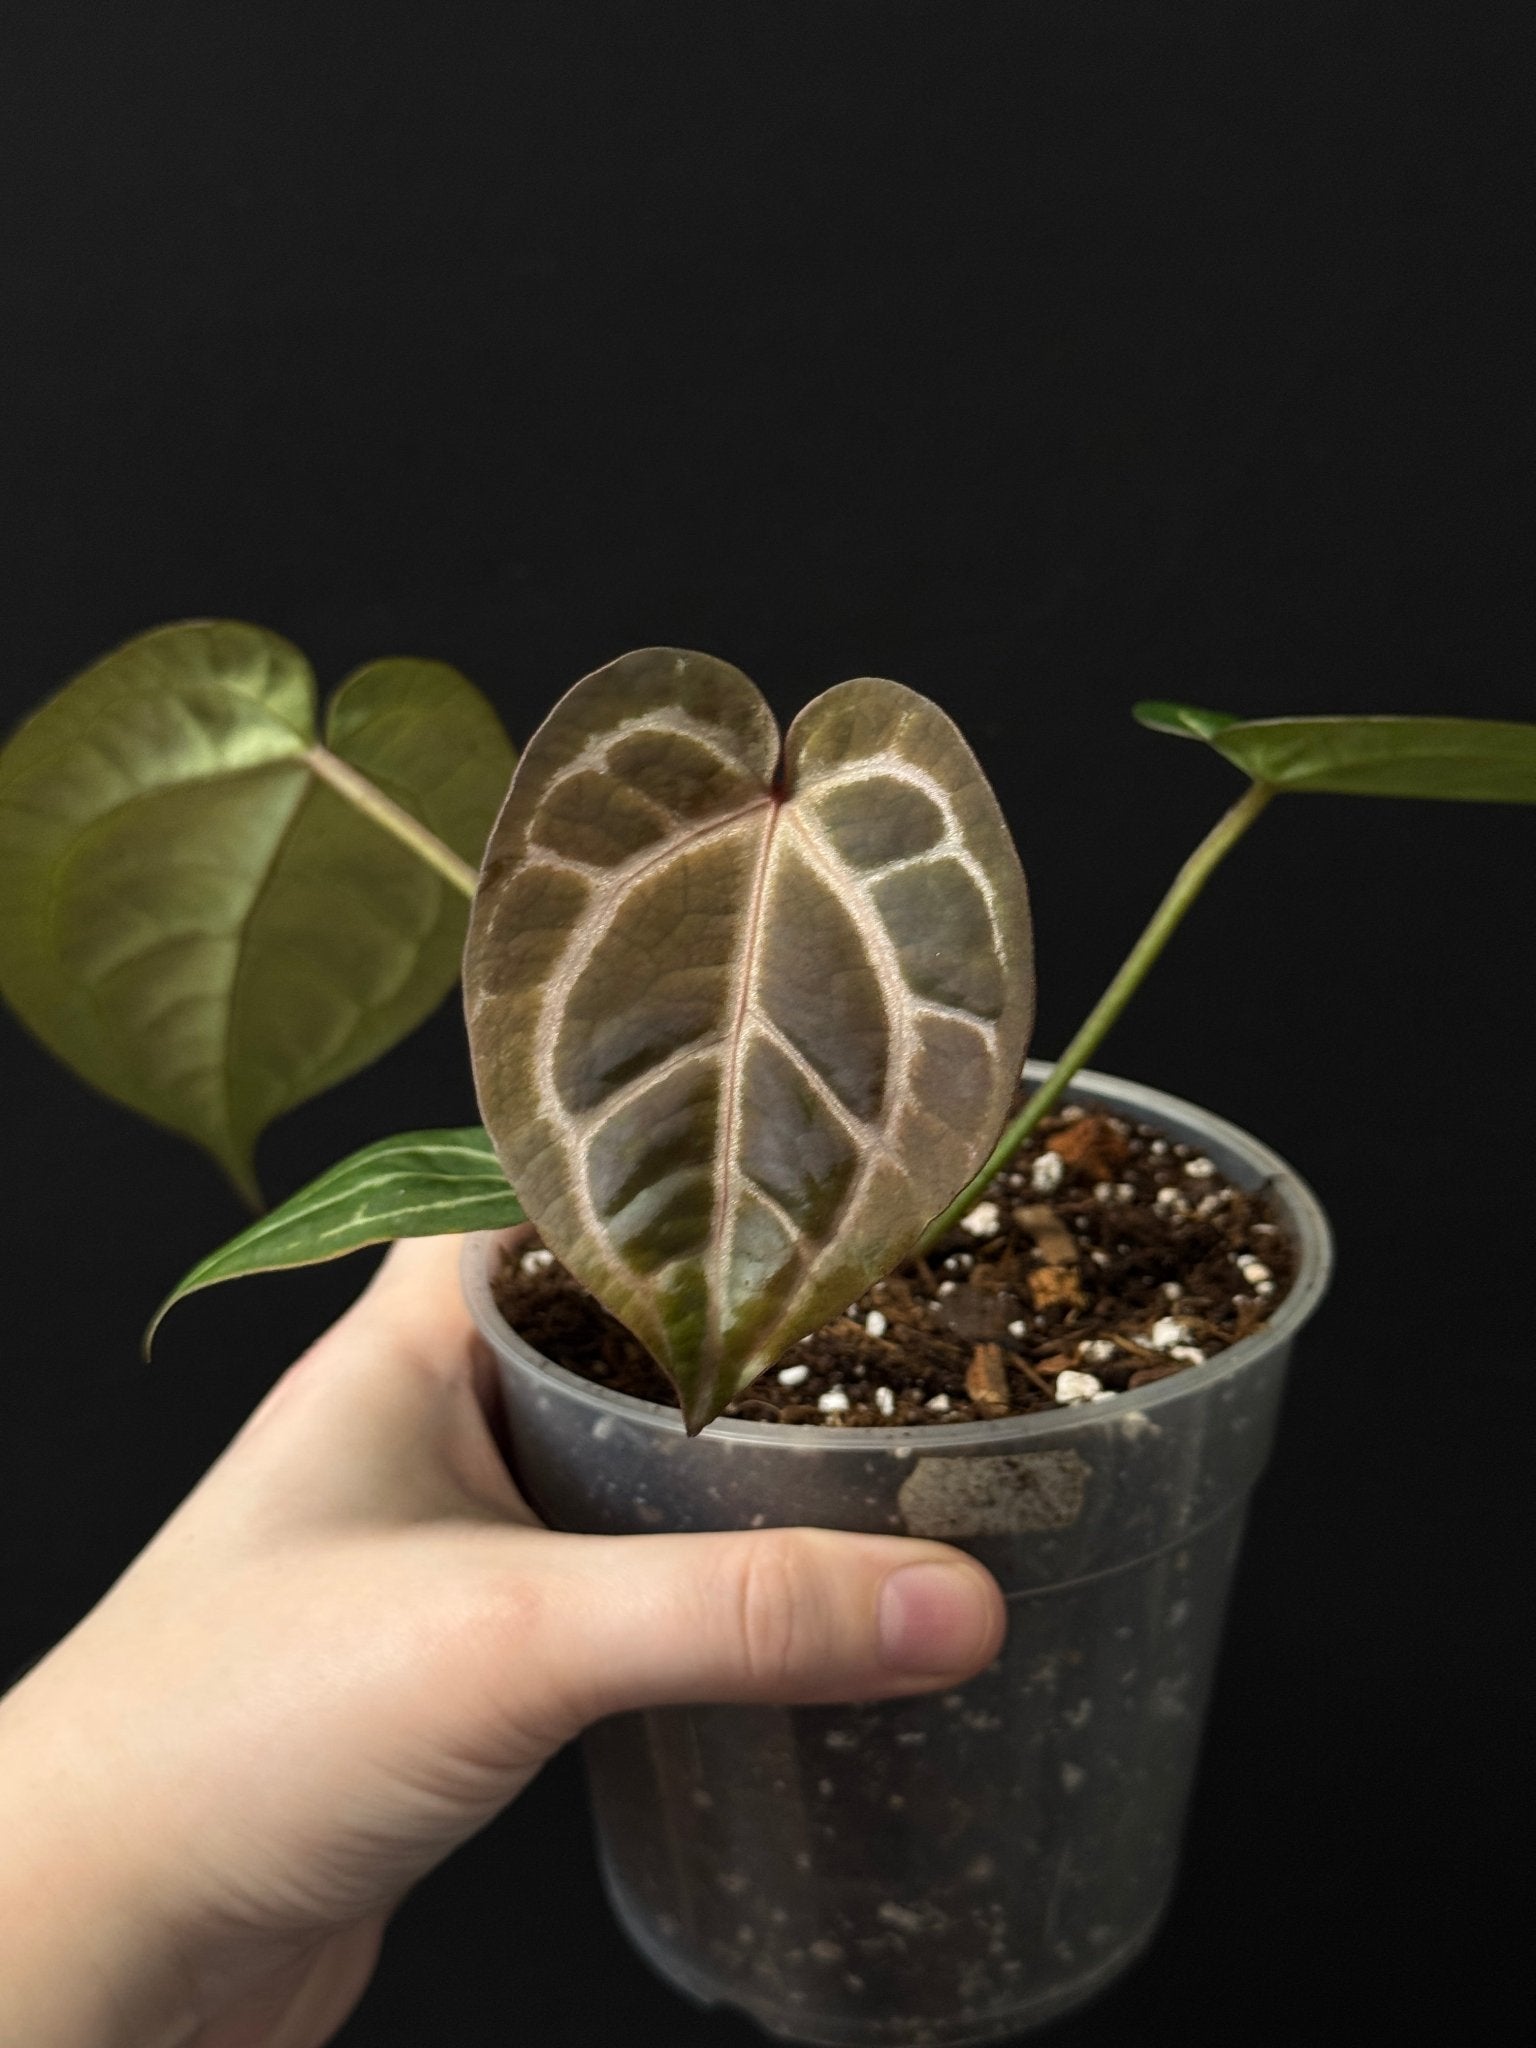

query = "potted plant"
[{"left": 2, "top": 622, "right": 1531, "bottom": 2046}]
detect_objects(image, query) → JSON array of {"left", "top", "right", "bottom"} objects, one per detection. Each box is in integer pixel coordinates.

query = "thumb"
[{"left": 504, "top": 1525, "right": 1006, "bottom": 1734}]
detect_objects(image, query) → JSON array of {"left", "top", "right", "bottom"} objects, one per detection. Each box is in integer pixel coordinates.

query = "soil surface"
[{"left": 490, "top": 1093, "right": 1297, "bottom": 1427}]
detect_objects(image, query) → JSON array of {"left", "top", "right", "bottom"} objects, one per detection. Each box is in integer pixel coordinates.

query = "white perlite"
[
  {"left": 818, "top": 1388, "right": 851, "bottom": 1414},
  {"left": 1154, "top": 1185, "right": 1189, "bottom": 1217},
  {"left": 875, "top": 1385, "right": 896, "bottom": 1417},
  {"left": 1169, "top": 1344, "right": 1206, "bottom": 1366},
  {"left": 926, "top": 1393, "right": 951, "bottom": 1412},
  {"left": 519, "top": 1247, "right": 555, "bottom": 1276},
  {"left": 1239, "top": 1258, "right": 1272, "bottom": 1286},
  {"left": 1148, "top": 1316, "right": 1192, "bottom": 1351},
  {"left": 959, "top": 1201, "right": 1001, "bottom": 1238},
  {"left": 1055, "top": 1370, "right": 1103, "bottom": 1404},
  {"left": 777, "top": 1362, "right": 810, "bottom": 1387},
  {"left": 1077, "top": 1337, "right": 1117, "bottom": 1365},
  {"left": 1030, "top": 1150, "right": 1065, "bottom": 1192},
  {"left": 864, "top": 1310, "right": 889, "bottom": 1338},
  {"left": 1184, "top": 1155, "right": 1217, "bottom": 1178},
  {"left": 1007, "top": 1319, "right": 1027, "bottom": 1338}
]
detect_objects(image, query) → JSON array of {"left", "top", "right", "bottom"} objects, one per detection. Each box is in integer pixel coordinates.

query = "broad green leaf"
[
  {"left": 1136, "top": 700, "right": 1536, "bottom": 804},
  {"left": 464, "top": 648, "right": 1035, "bottom": 1432},
  {"left": 1132, "top": 699, "right": 1242, "bottom": 741},
  {"left": 146, "top": 1127, "right": 522, "bottom": 1349},
  {"left": 0, "top": 622, "right": 515, "bottom": 1201},
  {"left": 1210, "top": 716, "right": 1536, "bottom": 802}
]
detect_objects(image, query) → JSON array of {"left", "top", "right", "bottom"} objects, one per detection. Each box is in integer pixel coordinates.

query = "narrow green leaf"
[
  {"left": 1210, "top": 716, "right": 1536, "bottom": 803},
  {"left": 0, "top": 623, "right": 516, "bottom": 1200},
  {"left": 146, "top": 1127, "right": 523, "bottom": 1349},
  {"left": 464, "top": 648, "right": 1035, "bottom": 1432},
  {"left": 1132, "top": 700, "right": 1243, "bottom": 741}
]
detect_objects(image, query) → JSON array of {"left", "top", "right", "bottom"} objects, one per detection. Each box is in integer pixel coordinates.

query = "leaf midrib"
[
  {"left": 706, "top": 791, "right": 785, "bottom": 1364},
  {"left": 217, "top": 768, "right": 334, "bottom": 1188},
  {"left": 42, "top": 745, "right": 464, "bottom": 1191},
  {"left": 41, "top": 759, "right": 310, "bottom": 1161}
]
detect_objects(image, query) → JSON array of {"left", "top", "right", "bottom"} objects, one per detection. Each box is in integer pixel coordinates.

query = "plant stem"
[
  {"left": 304, "top": 746, "right": 479, "bottom": 898},
  {"left": 918, "top": 777, "right": 1276, "bottom": 1251}
]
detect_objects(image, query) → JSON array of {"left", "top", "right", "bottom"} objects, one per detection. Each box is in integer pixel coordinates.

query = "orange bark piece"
[
  {"left": 1046, "top": 1114, "right": 1131, "bottom": 1182},
  {"left": 1026, "top": 1265, "right": 1088, "bottom": 1312},
  {"left": 965, "top": 1343, "right": 1011, "bottom": 1414}
]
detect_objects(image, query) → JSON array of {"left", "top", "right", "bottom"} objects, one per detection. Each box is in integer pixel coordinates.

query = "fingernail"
[{"left": 877, "top": 1561, "right": 1000, "bottom": 1674}]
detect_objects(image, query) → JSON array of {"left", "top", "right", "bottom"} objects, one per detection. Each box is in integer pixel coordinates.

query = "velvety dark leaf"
[
  {"left": 0, "top": 622, "right": 515, "bottom": 1200},
  {"left": 146, "top": 1128, "right": 521, "bottom": 1349},
  {"left": 465, "top": 648, "right": 1034, "bottom": 1431}
]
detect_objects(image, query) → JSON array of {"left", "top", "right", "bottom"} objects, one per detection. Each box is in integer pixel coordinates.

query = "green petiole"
[{"left": 919, "top": 777, "right": 1276, "bottom": 1251}]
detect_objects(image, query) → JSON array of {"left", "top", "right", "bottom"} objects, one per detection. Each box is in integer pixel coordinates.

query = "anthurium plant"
[{"left": 2, "top": 622, "right": 1532, "bottom": 1430}]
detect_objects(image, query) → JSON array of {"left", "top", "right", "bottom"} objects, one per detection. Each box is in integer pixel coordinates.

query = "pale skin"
[{"left": 0, "top": 1234, "right": 1006, "bottom": 2047}]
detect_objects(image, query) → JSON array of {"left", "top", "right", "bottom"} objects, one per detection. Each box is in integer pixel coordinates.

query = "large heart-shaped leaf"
[
  {"left": 465, "top": 648, "right": 1034, "bottom": 1432},
  {"left": 0, "top": 621, "right": 515, "bottom": 1201},
  {"left": 147, "top": 1127, "right": 523, "bottom": 1348},
  {"left": 1135, "top": 700, "right": 1536, "bottom": 803}
]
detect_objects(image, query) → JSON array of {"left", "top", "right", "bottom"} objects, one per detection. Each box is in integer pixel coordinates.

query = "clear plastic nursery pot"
[{"left": 462, "top": 1064, "right": 1332, "bottom": 2048}]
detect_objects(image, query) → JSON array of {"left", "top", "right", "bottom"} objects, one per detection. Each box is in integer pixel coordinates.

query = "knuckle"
[{"left": 731, "top": 1528, "right": 825, "bottom": 1687}]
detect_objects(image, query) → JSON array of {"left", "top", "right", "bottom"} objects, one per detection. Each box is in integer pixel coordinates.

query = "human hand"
[{"left": 0, "top": 1235, "right": 1005, "bottom": 2048}]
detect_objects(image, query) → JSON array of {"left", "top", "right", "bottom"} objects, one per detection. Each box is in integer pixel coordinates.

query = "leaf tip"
[
  {"left": 1133, "top": 699, "right": 1242, "bottom": 742},
  {"left": 679, "top": 1395, "right": 715, "bottom": 1438},
  {"left": 211, "top": 1144, "right": 266, "bottom": 1213},
  {"left": 141, "top": 1298, "right": 173, "bottom": 1361}
]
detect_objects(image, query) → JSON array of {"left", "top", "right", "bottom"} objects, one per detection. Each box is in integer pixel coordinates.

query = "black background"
[{"left": 2, "top": 3, "right": 1533, "bottom": 2042}]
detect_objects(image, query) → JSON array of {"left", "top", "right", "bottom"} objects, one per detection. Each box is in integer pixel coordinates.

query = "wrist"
[
  {"left": 0, "top": 1682, "right": 197, "bottom": 2048},
  {"left": 0, "top": 1864, "right": 193, "bottom": 2048}
]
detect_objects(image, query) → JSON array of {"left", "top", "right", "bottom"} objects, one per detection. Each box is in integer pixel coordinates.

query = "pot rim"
[{"left": 463, "top": 1060, "right": 1333, "bottom": 1453}]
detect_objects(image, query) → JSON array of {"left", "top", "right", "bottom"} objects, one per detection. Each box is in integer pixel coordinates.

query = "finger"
[
  {"left": 231, "top": 1234, "right": 530, "bottom": 1525},
  {"left": 350, "top": 1232, "right": 484, "bottom": 1365},
  {"left": 492, "top": 1526, "right": 1006, "bottom": 1733},
  {"left": 349, "top": 1229, "right": 529, "bottom": 1429},
  {"left": 342, "top": 1231, "right": 530, "bottom": 1500}
]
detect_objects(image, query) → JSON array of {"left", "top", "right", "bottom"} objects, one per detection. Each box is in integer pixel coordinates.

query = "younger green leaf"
[
  {"left": 147, "top": 1128, "right": 522, "bottom": 1349},
  {"left": 0, "top": 622, "right": 515, "bottom": 1200},
  {"left": 1132, "top": 700, "right": 1242, "bottom": 741},
  {"left": 1210, "top": 715, "right": 1536, "bottom": 803},
  {"left": 1136, "top": 699, "right": 1536, "bottom": 805}
]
